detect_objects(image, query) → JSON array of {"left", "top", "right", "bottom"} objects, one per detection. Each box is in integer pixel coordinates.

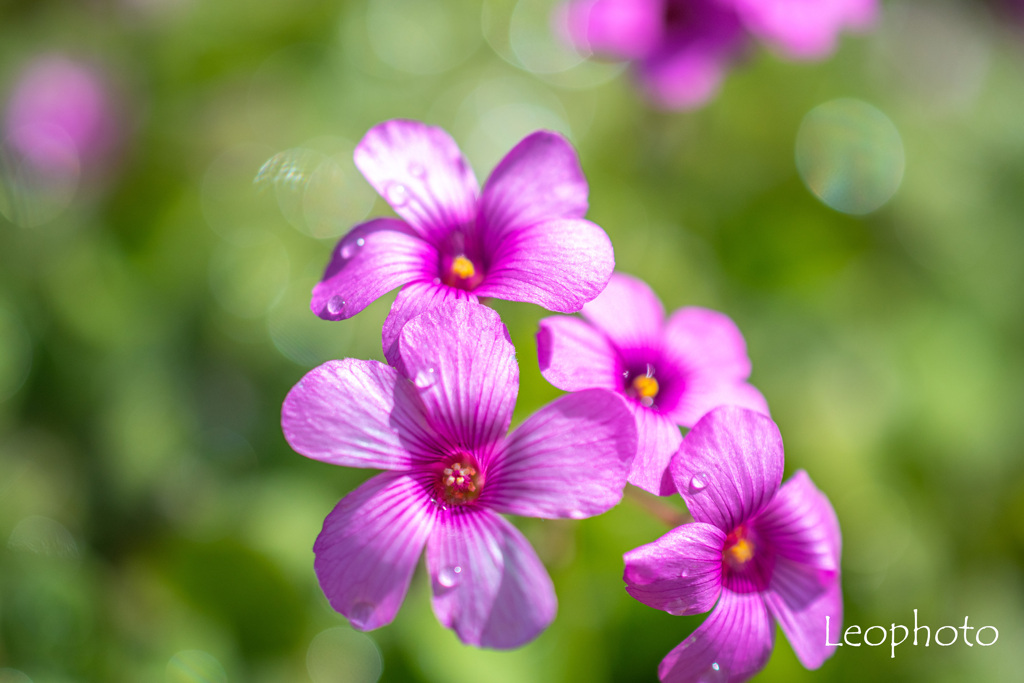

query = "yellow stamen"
[
  {"left": 631, "top": 375, "right": 659, "bottom": 399},
  {"left": 451, "top": 255, "right": 476, "bottom": 279},
  {"left": 725, "top": 537, "right": 754, "bottom": 565}
]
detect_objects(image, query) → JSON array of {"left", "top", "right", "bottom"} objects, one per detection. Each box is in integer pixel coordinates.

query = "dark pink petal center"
[
  {"left": 436, "top": 229, "right": 488, "bottom": 291},
  {"left": 721, "top": 523, "right": 775, "bottom": 594},
  {"left": 622, "top": 358, "right": 687, "bottom": 412},
  {"left": 432, "top": 452, "right": 485, "bottom": 506},
  {"left": 441, "top": 253, "right": 485, "bottom": 290}
]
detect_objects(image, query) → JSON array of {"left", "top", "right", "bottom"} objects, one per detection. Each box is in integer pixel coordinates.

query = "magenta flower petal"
[
  {"left": 763, "top": 563, "right": 842, "bottom": 671},
  {"left": 536, "top": 315, "right": 621, "bottom": 392},
  {"left": 382, "top": 280, "right": 479, "bottom": 366},
  {"left": 623, "top": 522, "right": 726, "bottom": 616},
  {"left": 636, "top": 31, "right": 740, "bottom": 110},
  {"left": 581, "top": 272, "right": 665, "bottom": 351},
  {"left": 311, "top": 218, "right": 437, "bottom": 321},
  {"left": 475, "top": 218, "right": 614, "bottom": 313},
  {"left": 629, "top": 405, "right": 684, "bottom": 496},
  {"left": 667, "top": 378, "right": 770, "bottom": 428},
  {"left": 658, "top": 588, "right": 775, "bottom": 683},
  {"left": 426, "top": 507, "right": 557, "bottom": 649},
  {"left": 314, "top": 472, "right": 437, "bottom": 630},
  {"left": 757, "top": 471, "right": 842, "bottom": 670},
  {"left": 671, "top": 406, "right": 784, "bottom": 532},
  {"left": 561, "top": 0, "right": 663, "bottom": 59},
  {"left": 282, "top": 359, "right": 438, "bottom": 470},
  {"left": 728, "top": 0, "right": 877, "bottom": 60},
  {"left": 663, "top": 307, "right": 752, "bottom": 382},
  {"left": 479, "top": 131, "right": 589, "bottom": 244},
  {"left": 397, "top": 301, "right": 517, "bottom": 452},
  {"left": 483, "top": 390, "right": 636, "bottom": 519},
  {"left": 754, "top": 471, "right": 840, "bottom": 572},
  {"left": 354, "top": 119, "right": 479, "bottom": 241}
]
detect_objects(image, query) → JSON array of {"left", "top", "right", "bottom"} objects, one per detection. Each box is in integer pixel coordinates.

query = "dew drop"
[
  {"left": 438, "top": 565, "right": 462, "bottom": 588},
  {"left": 711, "top": 662, "right": 720, "bottom": 672},
  {"left": 414, "top": 367, "right": 437, "bottom": 389},
  {"left": 679, "top": 568, "right": 689, "bottom": 578},
  {"left": 432, "top": 277, "right": 441, "bottom": 285},
  {"left": 327, "top": 296, "right": 346, "bottom": 316},
  {"left": 665, "top": 599, "right": 689, "bottom": 616},
  {"left": 408, "top": 162, "right": 427, "bottom": 178},
  {"left": 385, "top": 182, "right": 409, "bottom": 207},
  {"left": 348, "top": 601, "right": 375, "bottom": 625},
  {"left": 567, "top": 509, "right": 587, "bottom": 520},
  {"left": 340, "top": 235, "right": 365, "bottom": 259},
  {"left": 640, "top": 396, "right": 654, "bottom": 408},
  {"left": 688, "top": 472, "right": 709, "bottom": 493}
]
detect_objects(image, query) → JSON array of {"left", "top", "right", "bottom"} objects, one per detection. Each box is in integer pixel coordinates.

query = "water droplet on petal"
[
  {"left": 711, "top": 662, "right": 720, "bottom": 671},
  {"left": 340, "top": 235, "right": 365, "bottom": 259},
  {"left": 567, "top": 509, "right": 587, "bottom": 520},
  {"left": 385, "top": 182, "right": 409, "bottom": 207},
  {"left": 348, "top": 601, "right": 375, "bottom": 626},
  {"left": 327, "top": 296, "right": 346, "bottom": 316},
  {"left": 665, "top": 599, "right": 689, "bottom": 616},
  {"left": 688, "top": 472, "right": 709, "bottom": 493},
  {"left": 438, "top": 565, "right": 462, "bottom": 588},
  {"left": 414, "top": 367, "right": 437, "bottom": 389},
  {"left": 679, "top": 568, "right": 689, "bottom": 578},
  {"left": 408, "top": 162, "right": 426, "bottom": 178},
  {"left": 432, "top": 277, "right": 441, "bottom": 285}
]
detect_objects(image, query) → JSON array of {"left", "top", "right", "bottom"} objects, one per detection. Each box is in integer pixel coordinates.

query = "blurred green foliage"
[{"left": 2, "top": 0, "right": 1024, "bottom": 681}]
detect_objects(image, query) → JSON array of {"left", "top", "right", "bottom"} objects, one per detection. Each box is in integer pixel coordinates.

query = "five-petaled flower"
[
  {"left": 311, "top": 119, "right": 615, "bottom": 364},
  {"left": 537, "top": 272, "right": 768, "bottom": 495},
  {"left": 623, "top": 405, "right": 842, "bottom": 682},
  {"left": 282, "top": 301, "right": 637, "bottom": 648},
  {"left": 558, "top": 0, "right": 877, "bottom": 109}
]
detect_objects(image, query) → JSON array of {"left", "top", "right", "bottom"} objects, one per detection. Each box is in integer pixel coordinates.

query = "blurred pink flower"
[
  {"left": 4, "top": 55, "right": 118, "bottom": 174},
  {"left": 282, "top": 301, "right": 636, "bottom": 648},
  {"left": 624, "top": 406, "right": 843, "bottom": 682},
  {"left": 537, "top": 273, "right": 768, "bottom": 495},
  {"left": 559, "top": 0, "right": 877, "bottom": 109}
]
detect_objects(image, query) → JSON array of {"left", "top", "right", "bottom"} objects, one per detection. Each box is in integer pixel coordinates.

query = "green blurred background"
[{"left": 1, "top": 0, "right": 1023, "bottom": 681}]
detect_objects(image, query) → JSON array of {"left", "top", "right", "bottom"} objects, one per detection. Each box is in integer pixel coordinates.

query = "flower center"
[
  {"left": 435, "top": 453, "right": 484, "bottom": 506},
  {"left": 631, "top": 375, "right": 659, "bottom": 400},
  {"left": 442, "top": 253, "right": 484, "bottom": 290},
  {"left": 625, "top": 364, "right": 660, "bottom": 407},
  {"left": 723, "top": 526, "right": 755, "bottom": 569}
]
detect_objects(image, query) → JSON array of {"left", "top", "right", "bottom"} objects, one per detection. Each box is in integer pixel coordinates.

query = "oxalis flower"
[
  {"left": 558, "top": 0, "right": 877, "bottom": 109},
  {"left": 282, "top": 301, "right": 637, "bottom": 648},
  {"left": 311, "top": 119, "right": 615, "bottom": 364},
  {"left": 623, "top": 406, "right": 842, "bottom": 682},
  {"left": 537, "top": 272, "right": 768, "bottom": 495}
]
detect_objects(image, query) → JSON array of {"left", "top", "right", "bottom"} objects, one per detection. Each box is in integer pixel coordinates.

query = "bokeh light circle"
[
  {"left": 306, "top": 626, "right": 382, "bottom": 683},
  {"left": 795, "top": 98, "right": 905, "bottom": 215},
  {"left": 0, "top": 669, "right": 32, "bottom": 683}
]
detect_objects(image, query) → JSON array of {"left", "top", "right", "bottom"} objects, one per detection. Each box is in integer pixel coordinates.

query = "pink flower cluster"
[
  {"left": 281, "top": 119, "right": 842, "bottom": 681},
  {"left": 559, "top": 0, "right": 878, "bottom": 109}
]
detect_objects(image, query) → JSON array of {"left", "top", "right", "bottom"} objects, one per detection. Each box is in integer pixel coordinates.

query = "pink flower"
[
  {"left": 282, "top": 301, "right": 636, "bottom": 648},
  {"left": 623, "top": 406, "right": 842, "bottom": 682},
  {"left": 4, "top": 55, "right": 118, "bottom": 174},
  {"left": 728, "top": 0, "right": 878, "bottom": 59},
  {"left": 311, "top": 119, "right": 615, "bottom": 364},
  {"left": 559, "top": 0, "right": 877, "bottom": 109},
  {"left": 537, "top": 272, "right": 768, "bottom": 495}
]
